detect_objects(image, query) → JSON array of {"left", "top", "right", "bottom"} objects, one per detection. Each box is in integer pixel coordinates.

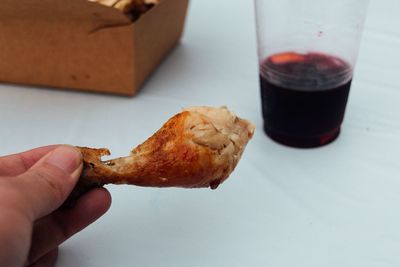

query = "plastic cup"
[{"left": 255, "top": 0, "right": 370, "bottom": 148}]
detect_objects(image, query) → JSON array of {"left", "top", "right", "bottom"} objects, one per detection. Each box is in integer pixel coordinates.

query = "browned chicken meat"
[
  {"left": 88, "top": 0, "right": 159, "bottom": 17},
  {"left": 68, "top": 106, "right": 254, "bottom": 202}
]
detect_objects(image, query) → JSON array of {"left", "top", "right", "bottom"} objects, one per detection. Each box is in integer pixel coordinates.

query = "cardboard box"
[{"left": 0, "top": 0, "right": 189, "bottom": 96}]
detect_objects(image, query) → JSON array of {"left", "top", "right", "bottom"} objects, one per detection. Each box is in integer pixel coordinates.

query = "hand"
[{"left": 0, "top": 145, "right": 112, "bottom": 267}]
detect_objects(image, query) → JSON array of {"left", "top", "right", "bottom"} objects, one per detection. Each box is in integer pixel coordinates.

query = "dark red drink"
[{"left": 259, "top": 52, "right": 353, "bottom": 148}]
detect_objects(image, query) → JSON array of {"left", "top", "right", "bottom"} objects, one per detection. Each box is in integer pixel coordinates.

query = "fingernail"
[{"left": 46, "top": 146, "right": 82, "bottom": 173}]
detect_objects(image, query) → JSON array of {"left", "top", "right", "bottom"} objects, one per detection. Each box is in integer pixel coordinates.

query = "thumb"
[{"left": 13, "top": 146, "right": 82, "bottom": 221}]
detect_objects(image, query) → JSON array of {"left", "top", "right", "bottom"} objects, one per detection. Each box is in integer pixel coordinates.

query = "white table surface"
[{"left": 1, "top": 0, "right": 400, "bottom": 266}]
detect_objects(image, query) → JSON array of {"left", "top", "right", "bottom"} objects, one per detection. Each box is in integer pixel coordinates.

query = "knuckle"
[{"left": 52, "top": 215, "right": 72, "bottom": 240}]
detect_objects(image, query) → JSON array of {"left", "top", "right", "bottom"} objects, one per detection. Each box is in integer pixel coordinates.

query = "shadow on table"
[{"left": 138, "top": 41, "right": 195, "bottom": 96}]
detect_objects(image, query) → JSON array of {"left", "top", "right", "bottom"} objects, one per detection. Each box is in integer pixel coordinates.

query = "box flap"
[
  {"left": 0, "top": 0, "right": 131, "bottom": 27},
  {"left": 0, "top": 0, "right": 136, "bottom": 95}
]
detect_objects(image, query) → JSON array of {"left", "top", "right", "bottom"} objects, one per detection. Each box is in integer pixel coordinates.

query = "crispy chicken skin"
[{"left": 68, "top": 107, "right": 254, "bottom": 202}]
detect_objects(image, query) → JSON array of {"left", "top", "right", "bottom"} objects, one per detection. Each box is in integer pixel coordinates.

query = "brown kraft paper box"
[{"left": 0, "top": 0, "right": 189, "bottom": 96}]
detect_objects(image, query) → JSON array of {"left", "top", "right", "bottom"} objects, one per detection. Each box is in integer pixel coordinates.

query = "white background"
[{"left": 1, "top": 0, "right": 400, "bottom": 266}]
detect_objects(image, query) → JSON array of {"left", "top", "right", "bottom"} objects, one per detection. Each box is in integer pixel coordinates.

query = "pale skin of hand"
[{"left": 0, "top": 145, "right": 112, "bottom": 267}]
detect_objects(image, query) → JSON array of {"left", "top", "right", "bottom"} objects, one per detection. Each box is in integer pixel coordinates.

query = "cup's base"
[{"left": 264, "top": 125, "right": 340, "bottom": 148}]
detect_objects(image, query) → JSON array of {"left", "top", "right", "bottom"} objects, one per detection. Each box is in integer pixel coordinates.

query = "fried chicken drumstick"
[{"left": 68, "top": 106, "right": 254, "bottom": 202}]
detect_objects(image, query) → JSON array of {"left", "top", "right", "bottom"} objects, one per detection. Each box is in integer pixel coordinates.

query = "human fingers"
[
  {"left": 28, "top": 188, "right": 111, "bottom": 264},
  {"left": 0, "top": 207, "right": 31, "bottom": 267},
  {"left": 0, "top": 145, "right": 60, "bottom": 176},
  {"left": 7, "top": 145, "right": 82, "bottom": 221},
  {"left": 28, "top": 248, "right": 58, "bottom": 267}
]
